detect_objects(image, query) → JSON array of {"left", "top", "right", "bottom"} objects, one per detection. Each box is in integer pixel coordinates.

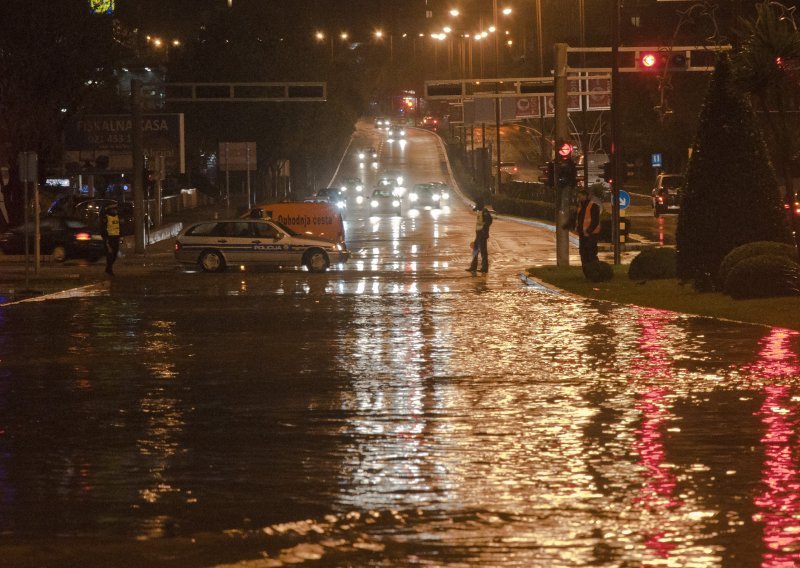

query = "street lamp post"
[{"left": 493, "top": 0, "right": 502, "bottom": 195}]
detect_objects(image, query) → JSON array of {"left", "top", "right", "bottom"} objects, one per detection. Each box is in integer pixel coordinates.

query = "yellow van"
[{"left": 245, "top": 201, "right": 345, "bottom": 243}]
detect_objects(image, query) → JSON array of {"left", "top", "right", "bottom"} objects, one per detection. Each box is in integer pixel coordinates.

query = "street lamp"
[
  {"left": 374, "top": 29, "right": 393, "bottom": 62},
  {"left": 147, "top": 36, "right": 181, "bottom": 62}
]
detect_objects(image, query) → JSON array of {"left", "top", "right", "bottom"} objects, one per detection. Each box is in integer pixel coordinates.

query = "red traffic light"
[
  {"left": 557, "top": 142, "right": 573, "bottom": 158},
  {"left": 641, "top": 53, "right": 657, "bottom": 68}
]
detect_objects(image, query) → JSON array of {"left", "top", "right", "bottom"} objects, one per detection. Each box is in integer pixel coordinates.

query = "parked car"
[
  {"left": 370, "top": 187, "right": 402, "bottom": 216},
  {"left": 652, "top": 174, "right": 685, "bottom": 216},
  {"left": 0, "top": 217, "right": 104, "bottom": 262},
  {"left": 174, "top": 218, "right": 348, "bottom": 273}
]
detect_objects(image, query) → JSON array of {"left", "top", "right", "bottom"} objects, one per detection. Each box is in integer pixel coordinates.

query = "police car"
[{"left": 174, "top": 219, "right": 349, "bottom": 273}]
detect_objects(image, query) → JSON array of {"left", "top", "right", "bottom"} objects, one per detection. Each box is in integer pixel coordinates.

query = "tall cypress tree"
[{"left": 676, "top": 54, "right": 792, "bottom": 282}]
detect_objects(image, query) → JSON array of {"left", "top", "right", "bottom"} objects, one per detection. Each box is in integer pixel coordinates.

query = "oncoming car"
[
  {"left": 174, "top": 219, "right": 349, "bottom": 273},
  {"left": 357, "top": 147, "right": 378, "bottom": 161},
  {"left": 370, "top": 187, "right": 402, "bottom": 215},
  {"left": 387, "top": 126, "right": 406, "bottom": 142}
]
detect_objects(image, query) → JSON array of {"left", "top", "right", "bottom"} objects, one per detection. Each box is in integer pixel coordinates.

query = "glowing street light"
[
  {"left": 502, "top": 7, "right": 512, "bottom": 15},
  {"left": 449, "top": 8, "right": 460, "bottom": 17}
]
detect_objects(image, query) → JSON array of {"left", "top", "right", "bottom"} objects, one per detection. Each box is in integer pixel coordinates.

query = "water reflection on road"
[{"left": 1, "top": 277, "right": 799, "bottom": 566}]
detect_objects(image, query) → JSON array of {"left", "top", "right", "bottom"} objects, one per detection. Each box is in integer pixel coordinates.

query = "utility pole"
[{"left": 554, "top": 43, "right": 570, "bottom": 267}]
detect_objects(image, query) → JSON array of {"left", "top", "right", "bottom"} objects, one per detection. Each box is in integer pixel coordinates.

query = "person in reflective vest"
[
  {"left": 100, "top": 203, "right": 121, "bottom": 276},
  {"left": 574, "top": 188, "right": 601, "bottom": 274},
  {"left": 466, "top": 197, "right": 492, "bottom": 274}
]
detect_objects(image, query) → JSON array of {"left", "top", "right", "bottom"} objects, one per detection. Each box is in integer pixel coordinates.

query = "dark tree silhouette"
[{"left": 676, "top": 53, "right": 792, "bottom": 284}]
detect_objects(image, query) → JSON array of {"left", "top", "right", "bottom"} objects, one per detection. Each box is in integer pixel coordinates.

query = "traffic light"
[
  {"left": 602, "top": 162, "right": 612, "bottom": 183},
  {"left": 638, "top": 50, "right": 688, "bottom": 71},
  {"left": 538, "top": 161, "right": 554, "bottom": 186},
  {"left": 557, "top": 154, "right": 576, "bottom": 188}
]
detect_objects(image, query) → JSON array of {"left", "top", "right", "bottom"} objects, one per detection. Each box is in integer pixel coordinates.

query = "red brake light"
[
  {"left": 175, "top": 242, "right": 182, "bottom": 252},
  {"left": 658, "top": 196, "right": 664, "bottom": 204},
  {"left": 75, "top": 232, "right": 91, "bottom": 241}
]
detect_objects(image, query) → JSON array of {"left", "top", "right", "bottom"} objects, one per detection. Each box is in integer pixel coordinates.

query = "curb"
[{"left": 518, "top": 272, "right": 565, "bottom": 296}]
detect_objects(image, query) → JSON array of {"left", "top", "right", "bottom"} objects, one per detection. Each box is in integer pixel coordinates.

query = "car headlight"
[
  {"left": 337, "top": 201, "right": 346, "bottom": 208},
  {"left": 358, "top": 153, "right": 365, "bottom": 160},
  {"left": 397, "top": 176, "right": 404, "bottom": 185},
  {"left": 441, "top": 192, "right": 449, "bottom": 200},
  {"left": 336, "top": 243, "right": 343, "bottom": 251},
  {"left": 432, "top": 193, "right": 441, "bottom": 201},
  {"left": 356, "top": 185, "right": 363, "bottom": 192},
  {"left": 356, "top": 195, "right": 364, "bottom": 204},
  {"left": 409, "top": 193, "right": 418, "bottom": 201},
  {"left": 341, "top": 186, "right": 347, "bottom": 191},
  {"left": 371, "top": 200, "right": 379, "bottom": 208},
  {"left": 392, "top": 200, "right": 400, "bottom": 207}
]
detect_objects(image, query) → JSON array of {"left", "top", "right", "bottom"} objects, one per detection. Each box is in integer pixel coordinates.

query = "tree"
[
  {"left": 0, "top": 1, "right": 120, "bottom": 225},
  {"left": 735, "top": 1, "right": 800, "bottom": 207},
  {"left": 0, "top": 1, "right": 118, "bottom": 167},
  {"left": 676, "top": 53, "right": 792, "bottom": 283}
]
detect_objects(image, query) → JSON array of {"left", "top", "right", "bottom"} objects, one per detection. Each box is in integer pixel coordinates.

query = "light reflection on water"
[{"left": 0, "top": 289, "right": 798, "bottom": 565}]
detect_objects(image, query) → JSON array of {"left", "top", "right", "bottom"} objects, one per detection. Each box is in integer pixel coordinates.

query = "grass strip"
[{"left": 527, "top": 265, "right": 800, "bottom": 331}]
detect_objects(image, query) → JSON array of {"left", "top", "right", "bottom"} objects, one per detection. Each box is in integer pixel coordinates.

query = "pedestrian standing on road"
[
  {"left": 100, "top": 203, "right": 121, "bottom": 277},
  {"left": 574, "top": 188, "right": 601, "bottom": 274},
  {"left": 466, "top": 197, "right": 492, "bottom": 274}
]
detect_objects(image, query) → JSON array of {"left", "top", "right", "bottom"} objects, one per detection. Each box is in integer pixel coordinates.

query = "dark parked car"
[
  {"left": 651, "top": 174, "right": 685, "bottom": 216},
  {"left": 48, "top": 196, "right": 136, "bottom": 235},
  {"left": 0, "top": 217, "right": 104, "bottom": 262}
]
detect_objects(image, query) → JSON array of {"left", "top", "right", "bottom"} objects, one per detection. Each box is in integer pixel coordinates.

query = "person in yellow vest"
[
  {"left": 466, "top": 197, "right": 492, "bottom": 274},
  {"left": 100, "top": 203, "right": 121, "bottom": 276},
  {"left": 574, "top": 188, "right": 601, "bottom": 274}
]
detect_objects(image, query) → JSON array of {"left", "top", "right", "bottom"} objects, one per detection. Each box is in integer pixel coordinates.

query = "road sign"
[
  {"left": 614, "top": 190, "right": 631, "bottom": 210},
  {"left": 219, "top": 142, "right": 257, "bottom": 172},
  {"left": 651, "top": 152, "right": 663, "bottom": 168}
]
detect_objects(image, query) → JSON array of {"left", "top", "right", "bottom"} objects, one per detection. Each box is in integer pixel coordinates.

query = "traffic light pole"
[
  {"left": 554, "top": 43, "right": 570, "bottom": 267},
  {"left": 610, "top": 0, "right": 622, "bottom": 264}
]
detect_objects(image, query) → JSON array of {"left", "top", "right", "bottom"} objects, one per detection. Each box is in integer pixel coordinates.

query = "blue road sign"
[
  {"left": 613, "top": 190, "right": 630, "bottom": 210},
  {"left": 651, "top": 152, "right": 663, "bottom": 168}
]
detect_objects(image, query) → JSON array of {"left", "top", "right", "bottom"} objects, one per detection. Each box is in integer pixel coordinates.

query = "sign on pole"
[
  {"left": 614, "top": 190, "right": 631, "bottom": 210},
  {"left": 218, "top": 142, "right": 257, "bottom": 171},
  {"left": 651, "top": 152, "right": 663, "bottom": 168}
]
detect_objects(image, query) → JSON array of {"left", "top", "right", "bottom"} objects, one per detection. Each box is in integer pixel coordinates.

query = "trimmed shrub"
[
  {"left": 584, "top": 260, "right": 614, "bottom": 282},
  {"left": 723, "top": 254, "right": 800, "bottom": 299},
  {"left": 491, "top": 195, "right": 555, "bottom": 221},
  {"left": 629, "top": 248, "right": 678, "bottom": 281},
  {"left": 718, "top": 240, "right": 798, "bottom": 286}
]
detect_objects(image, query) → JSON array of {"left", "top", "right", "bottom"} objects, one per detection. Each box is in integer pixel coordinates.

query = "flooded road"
[{"left": 1, "top": 126, "right": 799, "bottom": 566}]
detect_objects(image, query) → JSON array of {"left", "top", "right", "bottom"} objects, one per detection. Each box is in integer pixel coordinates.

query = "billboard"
[
  {"left": 585, "top": 75, "right": 611, "bottom": 111},
  {"left": 65, "top": 114, "right": 185, "bottom": 174},
  {"left": 89, "top": 0, "right": 115, "bottom": 14}
]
